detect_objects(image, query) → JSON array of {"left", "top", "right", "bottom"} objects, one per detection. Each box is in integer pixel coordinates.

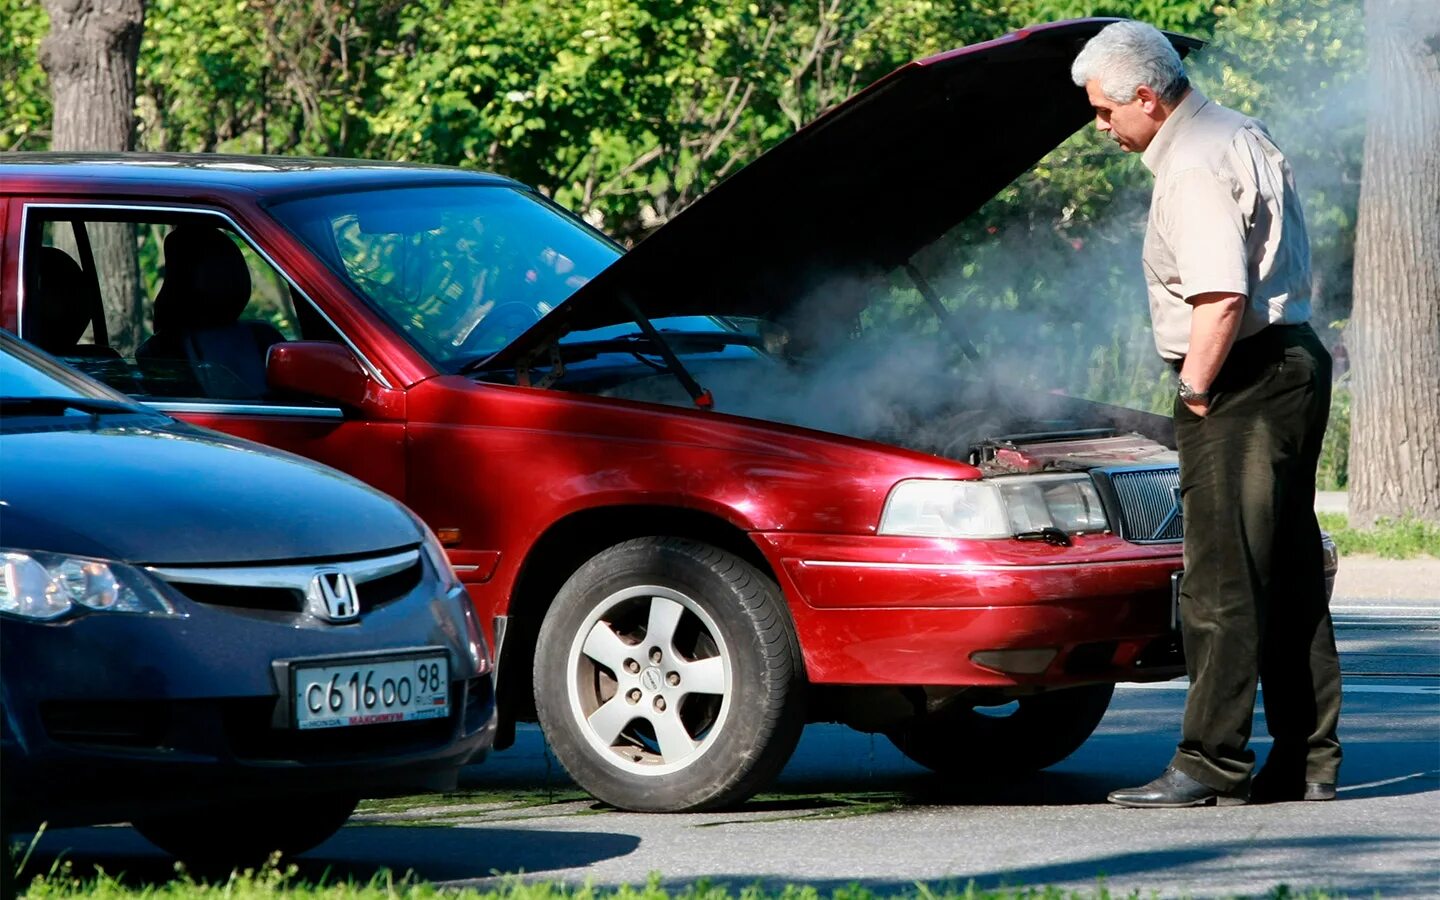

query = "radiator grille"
[
  {"left": 1108, "top": 467, "right": 1183, "bottom": 543},
  {"left": 150, "top": 549, "right": 423, "bottom": 617}
]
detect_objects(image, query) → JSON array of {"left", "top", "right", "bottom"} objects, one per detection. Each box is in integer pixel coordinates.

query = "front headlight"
[
  {"left": 0, "top": 550, "right": 176, "bottom": 620},
  {"left": 879, "top": 480, "right": 1012, "bottom": 538},
  {"left": 879, "top": 475, "right": 1109, "bottom": 539},
  {"left": 996, "top": 474, "right": 1109, "bottom": 534}
]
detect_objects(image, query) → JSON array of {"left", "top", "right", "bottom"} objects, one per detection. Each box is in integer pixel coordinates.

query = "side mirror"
[{"left": 267, "top": 341, "right": 369, "bottom": 409}]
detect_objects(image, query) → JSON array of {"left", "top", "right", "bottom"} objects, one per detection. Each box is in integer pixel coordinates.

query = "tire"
[
  {"left": 133, "top": 793, "right": 356, "bottom": 869},
  {"left": 533, "top": 537, "right": 804, "bottom": 812},
  {"left": 886, "top": 683, "right": 1114, "bottom": 776}
]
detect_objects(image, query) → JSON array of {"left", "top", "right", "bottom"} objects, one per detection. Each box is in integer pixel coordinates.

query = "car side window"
[{"left": 20, "top": 209, "right": 338, "bottom": 404}]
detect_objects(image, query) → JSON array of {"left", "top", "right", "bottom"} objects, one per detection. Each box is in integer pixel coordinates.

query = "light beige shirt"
[{"left": 1141, "top": 89, "right": 1312, "bottom": 360}]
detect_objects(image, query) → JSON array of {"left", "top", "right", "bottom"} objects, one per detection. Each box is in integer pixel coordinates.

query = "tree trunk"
[
  {"left": 39, "top": 0, "right": 147, "bottom": 352},
  {"left": 1349, "top": 0, "right": 1440, "bottom": 528}
]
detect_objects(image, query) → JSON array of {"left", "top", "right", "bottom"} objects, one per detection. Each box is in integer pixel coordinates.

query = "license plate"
[
  {"left": 1170, "top": 570, "right": 1184, "bottom": 631},
  {"left": 291, "top": 652, "right": 449, "bottom": 730}
]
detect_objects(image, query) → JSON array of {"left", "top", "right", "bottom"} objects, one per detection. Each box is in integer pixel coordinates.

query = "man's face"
[{"left": 1085, "top": 80, "right": 1161, "bottom": 153}]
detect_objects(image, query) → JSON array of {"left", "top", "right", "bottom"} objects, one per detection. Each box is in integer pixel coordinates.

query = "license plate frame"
[
  {"left": 287, "top": 650, "right": 449, "bottom": 731},
  {"left": 1170, "top": 569, "right": 1184, "bottom": 631}
]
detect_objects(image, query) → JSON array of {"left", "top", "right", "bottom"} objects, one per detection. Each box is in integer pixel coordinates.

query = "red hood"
[{"left": 488, "top": 18, "right": 1202, "bottom": 366}]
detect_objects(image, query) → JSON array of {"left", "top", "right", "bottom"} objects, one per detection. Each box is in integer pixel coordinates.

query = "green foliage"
[
  {"left": 136, "top": 0, "right": 408, "bottom": 155},
  {"left": 0, "top": 0, "right": 51, "bottom": 150},
  {"left": 1318, "top": 382, "right": 1350, "bottom": 490},
  {"left": 366, "top": 0, "right": 1015, "bottom": 241},
  {"left": 1317, "top": 512, "right": 1440, "bottom": 559}
]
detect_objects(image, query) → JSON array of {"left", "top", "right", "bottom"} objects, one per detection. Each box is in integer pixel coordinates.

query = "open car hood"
[{"left": 486, "top": 18, "right": 1201, "bottom": 369}]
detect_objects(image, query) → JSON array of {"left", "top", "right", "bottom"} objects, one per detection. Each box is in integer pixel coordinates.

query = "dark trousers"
[{"left": 1170, "top": 322, "right": 1343, "bottom": 791}]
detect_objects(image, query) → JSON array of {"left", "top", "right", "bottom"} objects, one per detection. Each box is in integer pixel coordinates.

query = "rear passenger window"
[{"left": 20, "top": 210, "right": 334, "bottom": 403}]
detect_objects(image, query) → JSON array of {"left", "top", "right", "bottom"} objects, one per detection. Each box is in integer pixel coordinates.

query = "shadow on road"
[{"left": 16, "top": 824, "right": 640, "bottom": 888}]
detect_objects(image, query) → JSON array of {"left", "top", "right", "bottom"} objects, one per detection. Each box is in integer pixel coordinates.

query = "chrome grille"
[
  {"left": 1106, "top": 467, "right": 1183, "bottom": 543},
  {"left": 149, "top": 549, "right": 422, "bottom": 615}
]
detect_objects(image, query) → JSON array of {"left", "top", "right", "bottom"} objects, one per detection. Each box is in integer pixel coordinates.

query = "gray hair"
[{"left": 1071, "top": 20, "right": 1189, "bottom": 105}]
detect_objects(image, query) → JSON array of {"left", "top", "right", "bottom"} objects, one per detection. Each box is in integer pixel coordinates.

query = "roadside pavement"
[
  {"left": 1315, "top": 491, "right": 1440, "bottom": 601},
  {"left": 1332, "top": 555, "right": 1440, "bottom": 602}
]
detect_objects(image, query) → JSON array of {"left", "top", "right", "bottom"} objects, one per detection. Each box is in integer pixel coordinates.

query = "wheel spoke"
[
  {"left": 587, "top": 697, "right": 637, "bottom": 746},
  {"left": 581, "top": 620, "right": 633, "bottom": 672},
  {"left": 649, "top": 707, "right": 698, "bottom": 763},
  {"left": 645, "top": 595, "right": 686, "bottom": 654},
  {"left": 677, "top": 655, "right": 726, "bottom": 697}
]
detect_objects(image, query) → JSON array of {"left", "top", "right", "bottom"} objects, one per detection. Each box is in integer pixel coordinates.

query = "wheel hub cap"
[{"left": 566, "top": 585, "right": 733, "bottom": 776}]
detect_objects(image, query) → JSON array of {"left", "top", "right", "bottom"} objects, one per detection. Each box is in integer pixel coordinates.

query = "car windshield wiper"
[
  {"left": 463, "top": 322, "right": 759, "bottom": 410},
  {"left": 564, "top": 330, "right": 759, "bottom": 356},
  {"left": 0, "top": 396, "right": 141, "bottom": 418},
  {"left": 463, "top": 329, "right": 758, "bottom": 372}
]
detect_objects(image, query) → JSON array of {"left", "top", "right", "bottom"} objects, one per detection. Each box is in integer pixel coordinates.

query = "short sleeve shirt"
[{"left": 1141, "top": 89, "right": 1312, "bottom": 360}]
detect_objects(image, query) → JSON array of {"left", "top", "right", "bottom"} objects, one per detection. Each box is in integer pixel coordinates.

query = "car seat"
[
  {"left": 136, "top": 225, "right": 285, "bottom": 400},
  {"left": 27, "top": 247, "right": 121, "bottom": 360}
]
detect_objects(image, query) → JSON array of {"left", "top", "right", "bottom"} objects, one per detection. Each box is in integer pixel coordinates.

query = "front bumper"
[
  {"left": 760, "top": 530, "right": 1340, "bottom": 689},
  {"left": 1, "top": 581, "right": 496, "bottom": 830},
  {"left": 759, "top": 531, "right": 1188, "bottom": 688}
]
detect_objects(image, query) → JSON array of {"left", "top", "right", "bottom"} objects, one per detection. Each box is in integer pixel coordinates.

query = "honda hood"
[
  {"left": 1, "top": 421, "right": 423, "bottom": 565},
  {"left": 488, "top": 18, "right": 1202, "bottom": 367}
]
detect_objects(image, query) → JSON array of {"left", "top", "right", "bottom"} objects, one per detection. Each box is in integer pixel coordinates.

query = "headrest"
[
  {"left": 30, "top": 247, "right": 96, "bottom": 352},
  {"left": 153, "top": 226, "right": 252, "bottom": 333}
]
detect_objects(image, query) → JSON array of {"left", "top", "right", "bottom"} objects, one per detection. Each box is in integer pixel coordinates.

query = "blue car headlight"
[{"left": 0, "top": 550, "right": 177, "bottom": 620}]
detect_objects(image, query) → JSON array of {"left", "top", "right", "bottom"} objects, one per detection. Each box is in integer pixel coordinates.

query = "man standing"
[{"left": 1071, "top": 20, "right": 1342, "bottom": 807}]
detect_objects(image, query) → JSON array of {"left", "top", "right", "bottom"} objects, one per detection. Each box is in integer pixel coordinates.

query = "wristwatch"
[{"left": 1177, "top": 376, "right": 1210, "bottom": 403}]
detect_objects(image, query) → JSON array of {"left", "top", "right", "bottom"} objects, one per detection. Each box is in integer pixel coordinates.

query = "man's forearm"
[{"left": 1180, "top": 292, "right": 1246, "bottom": 394}]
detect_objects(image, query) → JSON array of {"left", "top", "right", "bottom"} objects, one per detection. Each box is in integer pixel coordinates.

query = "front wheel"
[
  {"left": 887, "top": 684, "right": 1114, "bottom": 776},
  {"left": 133, "top": 794, "right": 356, "bottom": 869},
  {"left": 533, "top": 537, "right": 804, "bottom": 812}
]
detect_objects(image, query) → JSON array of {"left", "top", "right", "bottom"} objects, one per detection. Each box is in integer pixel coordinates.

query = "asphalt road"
[{"left": 23, "top": 575, "right": 1440, "bottom": 899}]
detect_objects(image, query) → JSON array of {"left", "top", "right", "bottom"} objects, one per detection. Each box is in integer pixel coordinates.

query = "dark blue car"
[{"left": 0, "top": 332, "right": 495, "bottom": 866}]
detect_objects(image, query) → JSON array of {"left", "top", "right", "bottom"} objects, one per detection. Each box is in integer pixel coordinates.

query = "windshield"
[
  {"left": 270, "top": 185, "right": 621, "bottom": 372},
  {"left": 0, "top": 333, "right": 133, "bottom": 404}
]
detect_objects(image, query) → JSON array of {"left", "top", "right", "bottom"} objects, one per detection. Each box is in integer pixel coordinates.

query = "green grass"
[
  {"left": 356, "top": 786, "right": 592, "bottom": 816},
  {"left": 1318, "top": 513, "right": 1440, "bottom": 559},
  {"left": 14, "top": 863, "right": 1353, "bottom": 900}
]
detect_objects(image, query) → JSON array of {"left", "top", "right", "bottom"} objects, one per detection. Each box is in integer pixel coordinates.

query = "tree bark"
[
  {"left": 39, "top": 0, "right": 147, "bottom": 352},
  {"left": 1349, "top": 0, "right": 1440, "bottom": 527}
]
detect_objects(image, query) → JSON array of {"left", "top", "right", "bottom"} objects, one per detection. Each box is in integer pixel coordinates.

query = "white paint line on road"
[
  {"left": 1118, "top": 681, "right": 1439, "bottom": 696},
  {"left": 1331, "top": 605, "right": 1440, "bottom": 614},
  {"left": 1338, "top": 769, "right": 1440, "bottom": 793}
]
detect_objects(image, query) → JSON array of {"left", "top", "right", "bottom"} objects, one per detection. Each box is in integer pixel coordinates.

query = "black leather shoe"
[
  {"left": 1251, "top": 774, "right": 1337, "bottom": 803},
  {"left": 1107, "top": 766, "right": 1249, "bottom": 808}
]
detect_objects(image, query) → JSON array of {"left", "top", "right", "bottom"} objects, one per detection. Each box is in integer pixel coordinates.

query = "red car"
[{"left": 1, "top": 19, "right": 1333, "bottom": 812}]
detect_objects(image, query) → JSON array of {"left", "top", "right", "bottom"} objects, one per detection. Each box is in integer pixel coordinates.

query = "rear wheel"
[
  {"left": 533, "top": 537, "right": 804, "bottom": 812},
  {"left": 886, "top": 684, "right": 1114, "bottom": 776},
  {"left": 133, "top": 794, "right": 356, "bottom": 869}
]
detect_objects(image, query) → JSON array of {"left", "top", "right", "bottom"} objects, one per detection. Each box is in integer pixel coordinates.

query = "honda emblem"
[{"left": 307, "top": 570, "right": 360, "bottom": 622}]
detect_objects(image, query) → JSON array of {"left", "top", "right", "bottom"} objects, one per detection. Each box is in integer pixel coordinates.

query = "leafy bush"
[
  {"left": 1318, "top": 512, "right": 1440, "bottom": 559},
  {"left": 1318, "top": 384, "right": 1350, "bottom": 490}
]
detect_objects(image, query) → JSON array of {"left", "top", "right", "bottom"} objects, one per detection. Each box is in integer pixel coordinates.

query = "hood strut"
[
  {"left": 903, "top": 262, "right": 981, "bottom": 363},
  {"left": 621, "top": 294, "right": 714, "bottom": 410}
]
